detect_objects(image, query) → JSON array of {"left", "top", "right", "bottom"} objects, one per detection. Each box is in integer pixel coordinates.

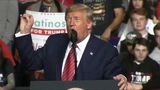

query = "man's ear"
[{"left": 87, "top": 21, "right": 93, "bottom": 29}]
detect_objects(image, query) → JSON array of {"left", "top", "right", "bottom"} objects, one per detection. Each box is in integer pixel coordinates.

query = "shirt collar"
[
  {"left": 142, "top": 33, "right": 148, "bottom": 39},
  {"left": 77, "top": 34, "right": 91, "bottom": 51},
  {"left": 134, "top": 60, "right": 141, "bottom": 65},
  {"left": 68, "top": 34, "right": 91, "bottom": 51}
]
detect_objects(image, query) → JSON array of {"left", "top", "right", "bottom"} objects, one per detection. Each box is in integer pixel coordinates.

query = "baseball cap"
[{"left": 125, "top": 31, "right": 141, "bottom": 44}]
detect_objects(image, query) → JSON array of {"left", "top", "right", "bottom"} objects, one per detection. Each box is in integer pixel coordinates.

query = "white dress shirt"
[{"left": 149, "top": 47, "right": 160, "bottom": 65}]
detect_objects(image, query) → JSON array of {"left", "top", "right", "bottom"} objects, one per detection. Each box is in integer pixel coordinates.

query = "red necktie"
[{"left": 61, "top": 46, "right": 75, "bottom": 81}]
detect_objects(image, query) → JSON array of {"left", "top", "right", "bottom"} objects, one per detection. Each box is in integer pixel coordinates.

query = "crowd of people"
[{"left": 0, "top": 0, "right": 160, "bottom": 90}]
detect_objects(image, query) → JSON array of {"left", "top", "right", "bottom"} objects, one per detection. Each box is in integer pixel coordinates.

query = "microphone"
[{"left": 70, "top": 29, "right": 77, "bottom": 44}]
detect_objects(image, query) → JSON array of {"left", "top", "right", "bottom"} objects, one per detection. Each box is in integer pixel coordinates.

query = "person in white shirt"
[
  {"left": 118, "top": 8, "right": 156, "bottom": 53},
  {"left": 149, "top": 22, "right": 160, "bottom": 65}
]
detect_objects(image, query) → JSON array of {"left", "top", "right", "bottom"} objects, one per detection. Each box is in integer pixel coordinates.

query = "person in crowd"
[
  {"left": 0, "top": 0, "right": 19, "bottom": 47},
  {"left": 121, "top": 38, "right": 160, "bottom": 90},
  {"left": 130, "top": 8, "right": 156, "bottom": 52},
  {"left": 0, "top": 40, "right": 15, "bottom": 90},
  {"left": 118, "top": 8, "right": 156, "bottom": 53},
  {"left": 149, "top": 22, "right": 160, "bottom": 65},
  {"left": 18, "top": 0, "right": 38, "bottom": 4},
  {"left": 18, "top": 0, "right": 65, "bottom": 14},
  {"left": 26, "top": 0, "right": 65, "bottom": 12},
  {"left": 156, "top": 0, "right": 160, "bottom": 20},
  {"left": 118, "top": 0, "right": 158, "bottom": 43},
  {"left": 18, "top": 0, "right": 38, "bottom": 14},
  {"left": 0, "top": 0, "right": 20, "bottom": 88},
  {"left": 15, "top": 4, "right": 127, "bottom": 89},
  {"left": 120, "top": 31, "right": 141, "bottom": 53},
  {"left": 118, "top": 31, "right": 141, "bottom": 66},
  {"left": 121, "top": 0, "right": 130, "bottom": 11},
  {"left": 124, "top": 0, "right": 154, "bottom": 23},
  {"left": 74, "top": 0, "right": 124, "bottom": 42},
  {"left": 147, "top": 0, "right": 158, "bottom": 19}
]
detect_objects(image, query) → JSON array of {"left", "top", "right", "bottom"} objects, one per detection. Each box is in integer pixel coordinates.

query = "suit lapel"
[{"left": 77, "top": 35, "right": 99, "bottom": 79}]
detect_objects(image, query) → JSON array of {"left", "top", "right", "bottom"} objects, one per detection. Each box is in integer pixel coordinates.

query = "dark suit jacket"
[{"left": 15, "top": 34, "right": 121, "bottom": 80}]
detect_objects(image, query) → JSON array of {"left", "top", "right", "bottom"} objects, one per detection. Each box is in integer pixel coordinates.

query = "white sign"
[{"left": 26, "top": 10, "right": 67, "bottom": 50}]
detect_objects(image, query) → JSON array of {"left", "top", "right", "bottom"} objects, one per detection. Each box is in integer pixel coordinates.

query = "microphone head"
[{"left": 70, "top": 29, "right": 77, "bottom": 43}]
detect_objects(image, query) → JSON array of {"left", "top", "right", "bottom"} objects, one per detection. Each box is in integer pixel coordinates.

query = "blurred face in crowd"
[
  {"left": 133, "top": 44, "right": 148, "bottom": 62},
  {"left": 155, "top": 30, "right": 160, "bottom": 48},
  {"left": 131, "top": 13, "right": 147, "bottom": 32},
  {"left": 132, "top": 0, "right": 143, "bottom": 9},
  {"left": 66, "top": 10, "right": 92, "bottom": 43}
]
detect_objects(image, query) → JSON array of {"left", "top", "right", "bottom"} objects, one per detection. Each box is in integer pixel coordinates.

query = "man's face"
[
  {"left": 131, "top": 14, "right": 147, "bottom": 32},
  {"left": 133, "top": 44, "right": 148, "bottom": 62},
  {"left": 155, "top": 30, "right": 160, "bottom": 48},
  {"left": 132, "top": 0, "right": 143, "bottom": 9},
  {"left": 66, "top": 11, "right": 92, "bottom": 43}
]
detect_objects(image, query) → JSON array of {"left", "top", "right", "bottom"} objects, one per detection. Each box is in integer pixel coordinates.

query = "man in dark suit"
[{"left": 15, "top": 4, "right": 127, "bottom": 89}]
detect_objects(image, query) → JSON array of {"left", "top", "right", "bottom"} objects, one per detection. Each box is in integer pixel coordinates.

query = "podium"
[{"left": 30, "top": 80, "right": 118, "bottom": 90}]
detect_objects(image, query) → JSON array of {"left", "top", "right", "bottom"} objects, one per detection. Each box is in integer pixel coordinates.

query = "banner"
[{"left": 26, "top": 10, "right": 67, "bottom": 50}]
